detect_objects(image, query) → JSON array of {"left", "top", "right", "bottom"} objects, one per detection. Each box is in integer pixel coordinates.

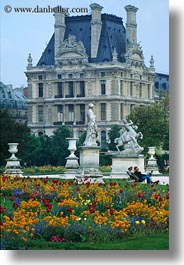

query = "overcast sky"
[{"left": 0, "top": 0, "right": 169, "bottom": 88}]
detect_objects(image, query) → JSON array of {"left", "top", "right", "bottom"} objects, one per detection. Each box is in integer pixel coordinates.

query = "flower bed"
[{"left": 0, "top": 175, "right": 169, "bottom": 250}]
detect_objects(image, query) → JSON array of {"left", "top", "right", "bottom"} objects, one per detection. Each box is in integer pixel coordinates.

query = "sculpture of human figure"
[{"left": 84, "top": 103, "right": 98, "bottom": 147}]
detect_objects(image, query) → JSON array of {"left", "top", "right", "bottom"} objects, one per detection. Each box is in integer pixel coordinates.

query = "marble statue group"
[{"left": 114, "top": 119, "right": 143, "bottom": 154}]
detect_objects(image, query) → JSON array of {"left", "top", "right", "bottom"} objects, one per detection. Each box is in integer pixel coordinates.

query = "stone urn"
[
  {"left": 8, "top": 143, "right": 19, "bottom": 160},
  {"left": 64, "top": 138, "right": 79, "bottom": 178},
  {"left": 148, "top": 146, "right": 156, "bottom": 159},
  {"left": 4, "top": 143, "right": 23, "bottom": 176},
  {"left": 146, "top": 146, "right": 160, "bottom": 174},
  {"left": 66, "top": 138, "right": 78, "bottom": 158}
]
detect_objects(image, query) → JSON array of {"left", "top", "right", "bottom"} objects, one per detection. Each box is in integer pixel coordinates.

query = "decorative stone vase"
[
  {"left": 148, "top": 146, "right": 155, "bottom": 159},
  {"left": 66, "top": 138, "right": 78, "bottom": 158},
  {"left": 4, "top": 143, "right": 23, "bottom": 176},
  {"left": 64, "top": 138, "right": 79, "bottom": 178},
  {"left": 146, "top": 146, "right": 160, "bottom": 174},
  {"left": 8, "top": 143, "right": 19, "bottom": 160}
]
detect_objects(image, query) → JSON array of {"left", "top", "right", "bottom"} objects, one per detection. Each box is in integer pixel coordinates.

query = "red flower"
[
  {"left": 166, "top": 193, "right": 169, "bottom": 200},
  {"left": 43, "top": 199, "right": 49, "bottom": 207},
  {"left": 89, "top": 207, "right": 95, "bottom": 214},
  {"left": 0, "top": 222, "right": 4, "bottom": 226},
  {"left": 10, "top": 196, "right": 15, "bottom": 201},
  {"left": 47, "top": 207, "right": 52, "bottom": 213},
  {"left": 13, "top": 203, "right": 19, "bottom": 209},
  {"left": 138, "top": 192, "right": 143, "bottom": 198},
  {"left": 67, "top": 207, "right": 73, "bottom": 213},
  {"left": 110, "top": 209, "right": 115, "bottom": 215},
  {"left": 52, "top": 179, "right": 59, "bottom": 184},
  {"left": 2, "top": 177, "right": 7, "bottom": 182},
  {"left": 47, "top": 203, "right": 52, "bottom": 209},
  {"left": 154, "top": 194, "right": 159, "bottom": 200},
  {"left": 105, "top": 204, "right": 110, "bottom": 209},
  {"left": 119, "top": 189, "right": 123, "bottom": 193},
  {"left": 0, "top": 205, "right": 6, "bottom": 213}
]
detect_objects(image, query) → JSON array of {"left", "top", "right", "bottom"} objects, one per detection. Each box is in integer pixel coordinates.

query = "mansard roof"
[
  {"left": 37, "top": 13, "right": 126, "bottom": 66},
  {"left": 0, "top": 82, "right": 27, "bottom": 109}
]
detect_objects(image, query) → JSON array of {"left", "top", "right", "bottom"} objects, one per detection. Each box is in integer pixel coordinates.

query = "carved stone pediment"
[
  {"left": 56, "top": 34, "right": 88, "bottom": 65},
  {"left": 124, "top": 43, "right": 145, "bottom": 69}
]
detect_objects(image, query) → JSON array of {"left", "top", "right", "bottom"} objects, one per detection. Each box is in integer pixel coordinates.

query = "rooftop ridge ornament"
[
  {"left": 56, "top": 34, "right": 88, "bottom": 65},
  {"left": 27, "top": 53, "right": 33, "bottom": 69},
  {"left": 149, "top": 55, "right": 155, "bottom": 72},
  {"left": 59, "top": 34, "right": 87, "bottom": 55}
]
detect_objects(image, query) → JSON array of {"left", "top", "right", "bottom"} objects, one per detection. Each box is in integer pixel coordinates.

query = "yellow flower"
[
  {"left": 135, "top": 221, "right": 140, "bottom": 225},
  {"left": 141, "top": 220, "right": 146, "bottom": 225}
]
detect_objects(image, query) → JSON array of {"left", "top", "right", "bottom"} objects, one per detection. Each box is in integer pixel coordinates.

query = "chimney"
[
  {"left": 90, "top": 3, "right": 103, "bottom": 59},
  {"left": 54, "top": 9, "right": 66, "bottom": 61},
  {"left": 124, "top": 5, "right": 138, "bottom": 51}
]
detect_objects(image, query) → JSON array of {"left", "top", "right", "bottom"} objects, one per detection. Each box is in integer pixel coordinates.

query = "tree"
[
  {"left": 22, "top": 134, "right": 54, "bottom": 166},
  {"left": 128, "top": 97, "right": 169, "bottom": 154},
  {"left": 108, "top": 124, "right": 121, "bottom": 151},
  {"left": 0, "top": 109, "right": 30, "bottom": 166},
  {"left": 51, "top": 126, "right": 73, "bottom": 166}
]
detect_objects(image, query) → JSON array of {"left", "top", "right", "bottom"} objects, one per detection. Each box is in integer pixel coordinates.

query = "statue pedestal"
[
  {"left": 109, "top": 153, "right": 145, "bottom": 178},
  {"left": 76, "top": 146, "right": 104, "bottom": 183},
  {"left": 64, "top": 157, "right": 79, "bottom": 179},
  {"left": 4, "top": 158, "right": 23, "bottom": 176}
]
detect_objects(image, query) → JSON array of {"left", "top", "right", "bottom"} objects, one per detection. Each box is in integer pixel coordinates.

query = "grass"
[{"left": 26, "top": 233, "right": 169, "bottom": 250}]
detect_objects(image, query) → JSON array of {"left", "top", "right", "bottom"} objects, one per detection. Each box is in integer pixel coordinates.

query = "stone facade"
[{"left": 25, "top": 3, "right": 155, "bottom": 145}]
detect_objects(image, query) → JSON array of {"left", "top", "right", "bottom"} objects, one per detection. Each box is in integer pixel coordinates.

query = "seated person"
[
  {"left": 127, "top": 166, "right": 139, "bottom": 181},
  {"left": 134, "top": 166, "right": 157, "bottom": 184}
]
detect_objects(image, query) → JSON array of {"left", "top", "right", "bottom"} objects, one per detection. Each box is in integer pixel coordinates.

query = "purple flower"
[{"left": 14, "top": 189, "right": 22, "bottom": 197}]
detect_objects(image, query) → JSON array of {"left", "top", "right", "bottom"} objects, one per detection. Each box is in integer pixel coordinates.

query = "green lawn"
[{"left": 27, "top": 233, "right": 169, "bottom": 250}]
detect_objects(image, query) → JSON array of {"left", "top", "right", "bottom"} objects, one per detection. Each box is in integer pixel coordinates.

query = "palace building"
[
  {"left": 25, "top": 3, "right": 156, "bottom": 145},
  {"left": 0, "top": 82, "right": 28, "bottom": 124}
]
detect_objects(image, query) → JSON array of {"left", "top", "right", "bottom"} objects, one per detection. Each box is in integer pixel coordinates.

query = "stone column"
[
  {"left": 125, "top": 5, "right": 138, "bottom": 51},
  {"left": 54, "top": 10, "right": 67, "bottom": 61},
  {"left": 90, "top": 3, "right": 103, "bottom": 59}
]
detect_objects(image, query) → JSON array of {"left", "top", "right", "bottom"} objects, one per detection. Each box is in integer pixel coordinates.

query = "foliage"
[
  {"left": 0, "top": 175, "right": 169, "bottom": 250},
  {"left": 99, "top": 154, "right": 112, "bottom": 166},
  {"left": 50, "top": 126, "right": 73, "bottom": 166},
  {"left": 0, "top": 109, "right": 30, "bottom": 166},
  {"left": 22, "top": 166, "right": 66, "bottom": 175},
  {"left": 107, "top": 125, "right": 122, "bottom": 151},
  {"left": 128, "top": 97, "right": 169, "bottom": 153}
]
